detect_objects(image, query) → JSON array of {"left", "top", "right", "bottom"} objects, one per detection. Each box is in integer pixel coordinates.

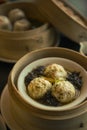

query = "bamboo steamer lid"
[{"left": 35, "top": 0, "right": 87, "bottom": 43}]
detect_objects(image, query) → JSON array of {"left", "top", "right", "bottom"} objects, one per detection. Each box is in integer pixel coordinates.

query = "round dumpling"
[
  {"left": 44, "top": 64, "right": 67, "bottom": 79},
  {"left": 0, "top": 15, "right": 12, "bottom": 30},
  {"left": 13, "top": 19, "right": 31, "bottom": 31},
  {"left": 8, "top": 8, "right": 26, "bottom": 23},
  {"left": 28, "top": 77, "right": 52, "bottom": 99},
  {"left": 52, "top": 81, "right": 76, "bottom": 103}
]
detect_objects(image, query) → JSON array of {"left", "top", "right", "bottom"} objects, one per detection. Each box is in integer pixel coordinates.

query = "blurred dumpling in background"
[
  {"left": 13, "top": 19, "right": 31, "bottom": 31},
  {"left": 0, "top": 15, "right": 12, "bottom": 30},
  {"left": 8, "top": 8, "right": 26, "bottom": 23}
]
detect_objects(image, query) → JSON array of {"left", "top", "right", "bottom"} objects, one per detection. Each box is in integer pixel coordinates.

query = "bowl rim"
[
  {"left": 0, "top": 23, "right": 49, "bottom": 38},
  {"left": 17, "top": 57, "right": 87, "bottom": 111}
]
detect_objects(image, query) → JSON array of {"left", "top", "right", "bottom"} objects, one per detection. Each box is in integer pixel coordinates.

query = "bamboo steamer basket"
[
  {"left": 0, "top": 115, "right": 7, "bottom": 130},
  {"left": 1, "top": 47, "right": 87, "bottom": 130},
  {"left": 0, "top": 1, "right": 57, "bottom": 62}
]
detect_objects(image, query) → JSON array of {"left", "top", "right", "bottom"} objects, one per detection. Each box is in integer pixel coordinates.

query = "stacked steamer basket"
[
  {"left": 34, "top": 0, "right": 87, "bottom": 58},
  {"left": 0, "top": 1, "right": 58, "bottom": 63},
  {"left": 35, "top": 0, "right": 87, "bottom": 43},
  {"left": 1, "top": 47, "right": 87, "bottom": 130}
]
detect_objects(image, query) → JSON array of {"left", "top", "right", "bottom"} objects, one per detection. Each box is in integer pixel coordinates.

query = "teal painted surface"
[{"left": 66, "top": 0, "right": 87, "bottom": 18}]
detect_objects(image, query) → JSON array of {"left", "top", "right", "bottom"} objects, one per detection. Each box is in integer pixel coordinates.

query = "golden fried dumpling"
[
  {"left": 52, "top": 81, "right": 76, "bottom": 103},
  {"left": 28, "top": 77, "right": 52, "bottom": 99},
  {"left": 44, "top": 64, "right": 67, "bottom": 79}
]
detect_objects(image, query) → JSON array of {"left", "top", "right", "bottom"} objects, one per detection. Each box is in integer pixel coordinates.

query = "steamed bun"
[
  {"left": 52, "top": 81, "right": 76, "bottom": 103},
  {"left": 28, "top": 77, "right": 52, "bottom": 99},
  {"left": 44, "top": 64, "right": 67, "bottom": 79}
]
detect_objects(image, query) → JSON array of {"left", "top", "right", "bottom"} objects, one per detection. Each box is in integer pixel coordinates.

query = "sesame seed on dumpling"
[
  {"left": 44, "top": 64, "right": 67, "bottom": 80},
  {"left": 52, "top": 81, "right": 76, "bottom": 103}
]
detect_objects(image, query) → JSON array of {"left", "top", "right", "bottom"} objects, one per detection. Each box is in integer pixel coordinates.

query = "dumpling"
[
  {"left": 0, "top": 15, "right": 12, "bottom": 30},
  {"left": 13, "top": 19, "right": 31, "bottom": 31},
  {"left": 52, "top": 81, "right": 76, "bottom": 103},
  {"left": 44, "top": 63, "right": 67, "bottom": 79},
  {"left": 28, "top": 77, "right": 52, "bottom": 99},
  {"left": 8, "top": 8, "right": 26, "bottom": 23}
]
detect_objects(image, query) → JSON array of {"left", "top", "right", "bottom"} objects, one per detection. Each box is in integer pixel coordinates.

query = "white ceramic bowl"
[{"left": 17, "top": 57, "right": 87, "bottom": 111}]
